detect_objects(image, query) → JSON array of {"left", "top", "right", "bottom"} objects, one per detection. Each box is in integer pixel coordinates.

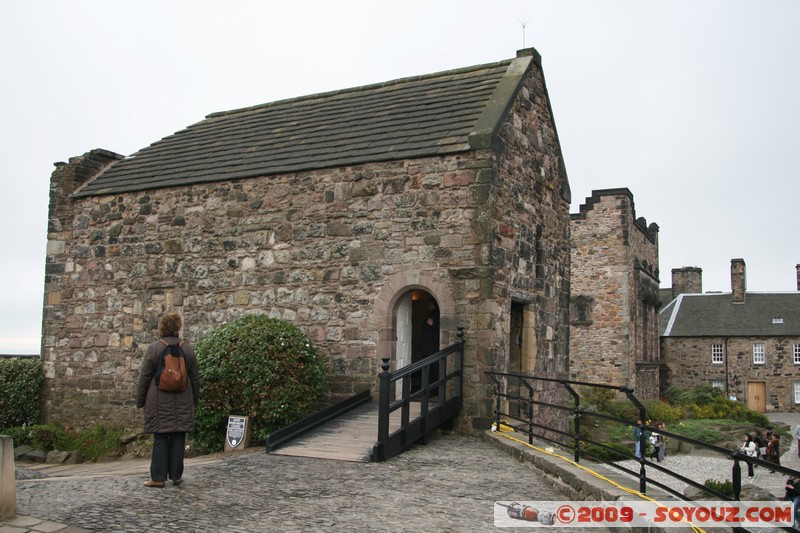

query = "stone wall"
[
  {"left": 41, "top": 56, "right": 571, "bottom": 434},
  {"left": 663, "top": 336, "right": 800, "bottom": 411},
  {"left": 569, "top": 189, "right": 661, "bottom": 397},
  {"left": 487, "top": 58, "right": 572, "bottom": 431}
]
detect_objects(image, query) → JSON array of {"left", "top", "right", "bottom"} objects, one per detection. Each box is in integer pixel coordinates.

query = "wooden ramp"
[{"left": 270, "top": 400, "right": 424, "bottom": 462}]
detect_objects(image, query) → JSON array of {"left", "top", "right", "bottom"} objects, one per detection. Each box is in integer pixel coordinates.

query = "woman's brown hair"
[{"left": 158, "top": 312, "right": 182, "bottom": 338}]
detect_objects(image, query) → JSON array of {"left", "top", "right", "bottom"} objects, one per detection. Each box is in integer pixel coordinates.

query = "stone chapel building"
[
  {"left": 42, "top": 48, "right": 572, "bottom": 433},
  {"left": 569, "top": 189, "right": 662, "bottom": 398}
]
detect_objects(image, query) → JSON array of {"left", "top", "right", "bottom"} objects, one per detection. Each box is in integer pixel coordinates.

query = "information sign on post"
[{"left": 224, "top": 415, "right": 251, "bottom": 452}]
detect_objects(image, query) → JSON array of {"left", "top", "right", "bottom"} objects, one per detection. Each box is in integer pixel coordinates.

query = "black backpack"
[{"left": 155, "top": 339, "right": 188, "bottom": 392}]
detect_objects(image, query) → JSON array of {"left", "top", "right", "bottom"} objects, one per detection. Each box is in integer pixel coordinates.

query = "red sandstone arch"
[{"left": 371, "top": 269, "right": 456, "bottom": 364}]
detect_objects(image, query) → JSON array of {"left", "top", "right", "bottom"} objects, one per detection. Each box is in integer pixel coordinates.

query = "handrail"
[
  {"left": 486, "top": 371, "right": 800, "bottom": 512},
  {"left": 373, "top": 327, "right": 464, "bottom": 461},
  {"left": 266, "top": 389, "right": 372, "bottom": 452}
]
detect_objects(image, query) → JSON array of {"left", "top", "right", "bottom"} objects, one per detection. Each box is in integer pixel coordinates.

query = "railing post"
[
  {"left": 375, "top": 357, "right": 391, "bottom": 461},
  {"left": 623, "top": 386, "right": 648, "bottom": 494},
  {"left": 455, "top": 327, "right": 464, "bottom": 409},
  {"left": 563, "top": 383, "right": 580, "bottom": 463},
  {"left": 731, "top": 451, "right": 742, "bottom": 500},
  {"left": 526, "top": 381, "right": 534, "bottom": 445}
]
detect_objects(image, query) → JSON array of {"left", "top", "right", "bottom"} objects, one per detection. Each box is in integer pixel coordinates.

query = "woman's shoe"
[
  {"left": 173, "top": 479, "right": 183, "bottom": 486},
  {"left": 144, "top": 480, "right": 165, "bottom": 488}
]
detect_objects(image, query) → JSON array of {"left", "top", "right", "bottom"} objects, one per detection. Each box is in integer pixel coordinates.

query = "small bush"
[
  {"left": 193, "top": 315, "right": 327, "bottom": 452},
  {"left": 0, "top": 357, "right": 44, "bottom": 429},
  {"left": 580, "top": 387, "right": 617, "bottom": 413},
  {"left": 642, "top": 400, "right": 683, "bottom": 424},
  {"left": 7, "top": 424, "right": 72, "bottom": 451},
  {"left": 703, "top": 479, "right": 734, "bottom": 497},
  {"left": 602, "top": 400, "right": 639, "bottom": 423},
  {"left": 669, "top": 420, "right": 723, "bottom": 444},
  {"left": 666, "top": 384, "right": 723, "bottom": 407},
  {"left": 581, "top": 441, "right": 632, "bottom": 462},
  {"left": 73, "top": 425, "right": 124, "bottom": 461},
  {"left": 683, "top": 398, "right": 769, "bottom": 426}
]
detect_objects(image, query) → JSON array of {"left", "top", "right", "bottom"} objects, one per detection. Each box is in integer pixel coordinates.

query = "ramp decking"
[{"left": 269, "top": 400, "right": 424, "bottom": 462}]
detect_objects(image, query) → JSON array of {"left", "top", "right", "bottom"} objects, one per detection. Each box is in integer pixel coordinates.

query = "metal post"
[
  {"left": 563, "top": 383, "right": 580, "bottom": 463},
  {"left": 732, "top": 452, "right": 742, "bottom": 500},
  {"left": 623, "top": 386, "right": 648, "bottom": 494},
  {"left": 376, "top": 357, "right": 391, "bottom": 461},
  {"left": 455, "top": 327, "right": 464, "bottom": 410}
]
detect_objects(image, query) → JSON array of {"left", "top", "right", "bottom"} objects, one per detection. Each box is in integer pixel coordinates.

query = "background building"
[
  {"left": 569, "top": 188, "right": 661, "bottom": 398},
  {"left": 660, "top": 260, "right": 800, "bottom": 411}
]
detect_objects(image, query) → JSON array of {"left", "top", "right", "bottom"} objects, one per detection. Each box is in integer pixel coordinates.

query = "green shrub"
[
  {"left": 683, "top": 397, "right": 769, "bottom": 426},
  {"left": 580, "top": 387, "right": 618, "bottom": 413},
  {"left": 602, "top": 400, "right": 639, "bottom": 423},
  {"left": 7, "top": 424, "right": 72, "bottom": 451},
  {"left": 581, "top": 441, "right": 632, "bottom": 462},
  {"left": 192, "top": 315, "right": 327, "bottom": 452},
  {"left": 73, "top": 425, "right": 124, "bottom": 461},
  {"left": 703, "top": 479, "right": 733, "bottom": 497},
  {"left": 665, "top": 384, "right": 723, "bottom": 407},
  {"left": 669, "top": 420, "right": 722, "bottom": 444},
  {"left": 642, "top": 400, "right": 683, "bottom": 424},
  {"left": 0, "top": 357, "right": 44, "bottom": 429}
]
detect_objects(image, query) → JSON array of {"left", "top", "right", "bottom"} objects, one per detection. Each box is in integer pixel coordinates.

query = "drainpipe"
[{"left": 724, "top": 338, "right": 729, "bottom": 397}]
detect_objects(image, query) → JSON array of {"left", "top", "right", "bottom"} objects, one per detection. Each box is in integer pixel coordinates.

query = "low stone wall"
[{"left": 482, "top": 431, "right": 678, "bottom": 533}]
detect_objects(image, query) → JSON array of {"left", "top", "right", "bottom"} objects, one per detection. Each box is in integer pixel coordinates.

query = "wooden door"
[{"left": 747, "top": 382, "right": 766, "bottom": 413}]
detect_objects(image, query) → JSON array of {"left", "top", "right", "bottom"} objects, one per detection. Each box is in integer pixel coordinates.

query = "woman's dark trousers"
[{"left": 151, "top": 432, "right": 186, "bottom": 482}]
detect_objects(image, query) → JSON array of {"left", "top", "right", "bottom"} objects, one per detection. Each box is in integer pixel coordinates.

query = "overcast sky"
[{"left": 1, "top": 0, "right": 798, "bottom": 354}]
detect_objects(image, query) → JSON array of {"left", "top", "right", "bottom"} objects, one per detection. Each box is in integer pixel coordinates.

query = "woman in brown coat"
[{"left": 136, "top": 312, "right": 200, "bottom": 488}]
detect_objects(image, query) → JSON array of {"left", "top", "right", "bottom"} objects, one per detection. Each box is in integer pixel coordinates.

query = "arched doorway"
[{"left": 394, "top": 289, "right": 439, "bottom": 395}]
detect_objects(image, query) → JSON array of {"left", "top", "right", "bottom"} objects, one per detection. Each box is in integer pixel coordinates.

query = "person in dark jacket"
[
  {"left": 136, "top": 312, "right": 200, "bottom": 488},
  {"left": 418, "top": 299, "right": 440, "bottom": 389}
]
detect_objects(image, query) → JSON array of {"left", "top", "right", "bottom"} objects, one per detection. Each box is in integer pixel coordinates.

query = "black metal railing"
[
  {"left": 486, "top": 371, "right": 800, "bottom": 531},
  {"left": 373, "top": 327, "right": 464, "bottom": 461}
]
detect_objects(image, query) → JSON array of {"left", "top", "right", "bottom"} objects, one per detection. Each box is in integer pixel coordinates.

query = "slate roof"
[
  {"left": 660, "top": 292, "right": 800, "bottom": 337},
  {"left": 73, "top": 51, "right": 540, "bottom": 198}
]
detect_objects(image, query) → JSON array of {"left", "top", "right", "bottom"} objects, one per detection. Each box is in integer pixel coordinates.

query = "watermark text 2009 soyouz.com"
[{"left": 494, "top": 501, "right": 795, "bottom": 528}]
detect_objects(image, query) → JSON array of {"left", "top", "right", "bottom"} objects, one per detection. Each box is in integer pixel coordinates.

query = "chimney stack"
[
  {"left": 796, "top": 264, "right": 800, "bottom": 291},
  {"left": 731, "top": 258, "right": 746, "bottom": 303},
  {"left": 671, "top": 267, "right": 703, "bottom": 298}
]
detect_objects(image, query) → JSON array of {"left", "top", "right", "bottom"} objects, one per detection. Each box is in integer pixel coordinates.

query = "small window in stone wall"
[
  {"left": 570, "top": 295, "right": 594, "bottom": 325},
  {"left": 794, "top": 343, "right": 800, "bottom": 365},
  {"left": 753, "top": 343, "right": 765, "bottom": 365},
  {"left": 794, "top": 382, "right": 800, "bottom": 404},
  {"left": 711, "top": 379, "right": 725, "bottom": 390},
  {"left": 711, "top": 343, "right": 724, "bottom": 364}
]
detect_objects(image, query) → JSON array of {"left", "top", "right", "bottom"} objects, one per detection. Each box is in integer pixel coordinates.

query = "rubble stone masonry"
[
  {"left": 569, "top": 189, "right": 660, "bottom": 398},
  {"left": 42, "top": 55, "right": 571, "bottom": 433}
]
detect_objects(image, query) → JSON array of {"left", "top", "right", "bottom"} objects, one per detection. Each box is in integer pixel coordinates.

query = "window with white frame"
[
  {"left": 794, "top": 382, "right": 800, "bottom": 404},
  {"left": 711, "top": 379, "right": 725, "bottom": 390},
  {"left": 753, "top": 343, "right": 765, "bottom": 364},
  {"left": 711, "top": 343, "right": 724, "bottom": 364},
  {"left": 794, "top": 343, "right": 800, "bottom": 365}
]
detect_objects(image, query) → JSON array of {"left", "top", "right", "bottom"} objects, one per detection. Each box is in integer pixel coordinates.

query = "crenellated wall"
[{"left": 569, "top": 189, "right": 661, "bottom": 398}]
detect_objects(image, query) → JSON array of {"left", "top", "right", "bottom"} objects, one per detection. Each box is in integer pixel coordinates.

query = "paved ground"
[
  {"left": 5, "top": 414, "right": 800, "bottom": 532},
  {"left": 2, "top": 433, "right": 585, "bottom": 533}
]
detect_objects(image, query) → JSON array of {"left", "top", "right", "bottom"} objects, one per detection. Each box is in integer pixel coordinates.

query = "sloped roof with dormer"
[
  {"left": 660, "top": 292, "right": 800, "bottom": 337},
  {"left": 73, "top": 50, "right": 542, "bottom": 198}
]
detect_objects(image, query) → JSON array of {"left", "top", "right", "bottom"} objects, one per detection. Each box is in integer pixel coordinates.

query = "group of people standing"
[
  {"left": 633, "top": 419, "right": 668, "bottom": 462},
  {"left": 739, "top": 426, "right": 782, "bottom": 478}
]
